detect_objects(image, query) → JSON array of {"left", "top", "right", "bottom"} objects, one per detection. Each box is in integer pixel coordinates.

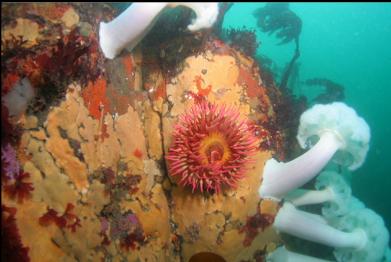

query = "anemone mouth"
[
  {"left": 166, "top": 101, "right": 258, "bottom": 193},
  {"left": 199, "top": 132, "right": 231, "bottom": 165}
]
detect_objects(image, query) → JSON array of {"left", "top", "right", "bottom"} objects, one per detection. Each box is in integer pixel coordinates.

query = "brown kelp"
[
  {"left": 253, "top": 3, "right": 302, "bottom": 90},
  {"left": 304, "top": 78, "right": 345, "bottom": 104}
]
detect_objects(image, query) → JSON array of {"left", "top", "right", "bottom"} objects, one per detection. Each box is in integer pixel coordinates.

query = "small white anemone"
[
  {"left": 285, "top": 171, "right": 352, "bottom": 209},
  {"left": 315, "top": 171, "right": 352, "bottom": 215},
  {"left": 2, "top": 77, "right": 35, "bottom": 120}
]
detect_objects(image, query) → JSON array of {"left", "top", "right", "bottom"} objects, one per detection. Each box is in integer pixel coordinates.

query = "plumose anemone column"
[
  {"left": 259, "top": 102, "right": 370, "bottom": 200},
  {"left": 274, "top": 203, "right": 367, "bottom": 250},
  {"left": 99, "top": 3, "right": 167, "bottom": 59},
  {"left": 99, "top": 2, "right": 219, "bottom": 59},
  {"left": 273, "top": 203, "right": 389, "bottom": 262},
  {"left": 286, "top": 171, "right": 351, "bottom": 207},
  {"left": 286, "top": 188, "right": 335, "bottom": 207}
]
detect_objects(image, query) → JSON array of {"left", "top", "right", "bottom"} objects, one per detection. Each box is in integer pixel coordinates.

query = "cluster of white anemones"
[{"left": 260, "top": 102, "right": 390, "bottom": 262}]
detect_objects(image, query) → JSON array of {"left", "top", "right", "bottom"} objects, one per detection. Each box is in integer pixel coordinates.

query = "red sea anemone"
[{"left": 166, "top": 101, "right": 259, "bottom": 193}]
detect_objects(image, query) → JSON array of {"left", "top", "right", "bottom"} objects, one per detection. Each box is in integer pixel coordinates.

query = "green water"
[{"left": 224, "top": 3, "right": 391, "bottom": 234}]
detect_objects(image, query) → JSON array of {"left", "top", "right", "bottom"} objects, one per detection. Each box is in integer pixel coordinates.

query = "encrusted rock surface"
[
  {"left": 160, "top": 43, "right": 280, "bottom": 262},
  {"left": 1, "top": 3, "right": 288, "bottom": 262}
]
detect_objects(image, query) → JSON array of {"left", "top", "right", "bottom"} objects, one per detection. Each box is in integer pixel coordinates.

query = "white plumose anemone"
[
  {"left": 99, "top": 2, "right": 219, "bottom": 59},
  {"left": 259, "top": 102, "right": 370, "bottom": 201},
  {"left": 333, "top": 208, "right": 390, "bottom": 262},
  {"left": 273, "top": 202, "right": 367, "bottom": 250},
  {"left": 273, "top": 203, "right": 389, "bottom": 262},
  {"left": 258, "top": 102, "right": 389, "bottom": 261},
  {"left": 285, "top": 171, "right": 352, "bottom": 216}
]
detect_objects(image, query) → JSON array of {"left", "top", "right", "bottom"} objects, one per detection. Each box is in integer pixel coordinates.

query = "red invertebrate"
[
  {"left": 1, "top": 143, "right": 34, "bottom": 203},
  {"left": 4, "top": 171, "right": 34, "bottom": 203},
  {"left": 193, "top": 75, "right": 212, "bottom": 96},
  {"left": 39, "top": 203, "right": 81, "bottom": 232},
  {"left": 99, "top": 123, "right": 109, "bottom": 142},
  {"left": 120, "top": 229, "right": 146, "bottom": 251},
  {"left": 166, "top": 101, "right": 259, "bottom": 193},
  {"left": 1, "top": 205, "right": 30, "bottom": 262},
  {"left": 2, "top": 73, "right": 20, "bottom": 95},
  {"left": 239, "top": 212, "right": 275, "bottom": 247},
  {"left": 133, "top": 149, "right": 143, "bottom": 159},
  {"left": 82, "top": 77, "right": 110, "bottom": 120}
]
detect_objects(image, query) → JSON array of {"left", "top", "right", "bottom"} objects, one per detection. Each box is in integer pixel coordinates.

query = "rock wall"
[{"left": 1, "top": 3, "right": 284, "bottom": 262}]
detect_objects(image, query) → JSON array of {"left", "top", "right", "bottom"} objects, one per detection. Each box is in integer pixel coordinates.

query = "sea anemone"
[
  {"left": 285, "top": 171, "right": 351, "bottom": 209},
  {"left": 99, "top": 2, "right": 219, "bottom": 59},
  {"left": 2, "top": 78, "right": 35, "bottom": 121},
  {"left": 274, "top": 202, "right": 366, "bottom": 249},
  {"left": 323, "top": 196, "right": 365, "bottom": 226},
  {"left": 259, "top": 102, "right": 370, "bottom": 200},
  {"left": 257, "top": 101, "right": 389, "bottom": 261},
  {"left": 285, "top": 170, "right": 357, "bottom": 227},
  {"left": 273, "top": 203, "right": 389, "bottom": 262},
  {"left": 166, "top": 101, "right": 258, "bottom": 193},
  {"left": 316, "top": 172, "right": 364, "bottom": 225},
  {"left": 334, "top": 208, "right": 390, "bottom": 262}
]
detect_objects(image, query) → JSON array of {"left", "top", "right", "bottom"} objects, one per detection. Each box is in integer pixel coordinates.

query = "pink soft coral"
[
  {"left": 1, "top": 143, "right": 20, "bottom": 180},
  {"left": 1, "top": 143, "right": 34, "bottom": 202}
]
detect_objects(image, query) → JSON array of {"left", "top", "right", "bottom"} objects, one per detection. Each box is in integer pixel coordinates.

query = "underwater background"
[
  {"left": 2, "top": 2, "right": 390, "bottom": 261},
  {"left": 221, "top": 2, "right": 391, "bottom": 235}
]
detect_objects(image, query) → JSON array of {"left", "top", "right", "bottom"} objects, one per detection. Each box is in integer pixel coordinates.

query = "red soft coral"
[
  {"left": 239, "top": 212, "right": 275, "bottom": 247},
  {"left": 1, "top": 143, "right": 34, "bottom": 203},
  {"left": 62, "top": 204, "right": 81, "bottom": 232},
  {"left": 39, "top": 203, "right": 81, "bottom": 232},
  {"left": 4, "top": 171, "right": 34, "bottom": 203},
  {"left": 1, "top": 205, "right": 30, "bottom": 262},
  {"left": 39, "top": 208, "right": 67, "bottom": 229}
]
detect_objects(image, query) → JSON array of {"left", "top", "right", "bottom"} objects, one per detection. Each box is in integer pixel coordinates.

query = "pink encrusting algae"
[{"left": 166, "top": 100, "right": 259, "bottom": 193}]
